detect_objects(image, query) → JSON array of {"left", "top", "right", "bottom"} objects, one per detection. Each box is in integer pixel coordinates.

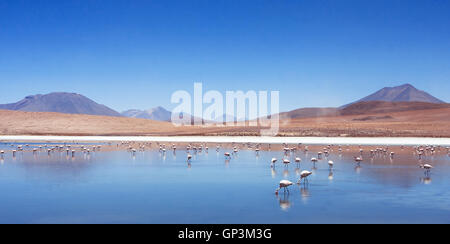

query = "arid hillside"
[
  {"left": 280, "top": 101, "right": 450, "bottom": 119},
  {"left": 0, "top": 110, "right": 179, "bottom": 136},
  {"left": 1, "top": 105, "right": 449, "bottom": 137}
]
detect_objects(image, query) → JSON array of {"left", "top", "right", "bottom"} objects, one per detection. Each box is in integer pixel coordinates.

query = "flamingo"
[
  {"left": 187, "top": 154, "right": 192, "bottom": 161},
  {"left": 419, "top": 163, "right": 433, "bottom": 175},
  {"left": 354, "top": 156, "right": 363, "bottom": 165},
  {"left": 271, "top": 158, "right": 277, "bottom": 168},
  {"left": 317, "top": 152, "right": 323, "bottom": 159},
  {"left": 283, "top": 159, "right": 290, "bottom": 167},
  {"left": 328, "top": 160, "right": 334, "bottom": 168},
  {"left": 297, "top": 170, "right": 312, "bottom": 184},
  {"left": 418, "top": 151, "right": 424, "bottom": 160},
  {"left": 224, "top": 152, "right": 231, "bottom": 159},
  {"left": 275, "top": 180, "right": 294, "bottom": 194},
  {"left": 295, "top": 157, "right": 301, "bottom": 167}
]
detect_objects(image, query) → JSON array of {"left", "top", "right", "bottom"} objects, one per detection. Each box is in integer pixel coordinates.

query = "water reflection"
[
  {"left": 0, "top": 146, "right": 449, "bottom": 223},
  {"left": 421, "top": 177, "right": 432, "bottom": 185},
  {"left": 271, "top": 168, "right": 276, "bottom": 178},
  {"left": 277, "top": 193, "right": 291, "bottom": 211},
  {"left": 300, "top": 186, "right": 310, "bottom": 204},
  {"left": 328, "top": 171, "right": 334, "bottom": 181}
]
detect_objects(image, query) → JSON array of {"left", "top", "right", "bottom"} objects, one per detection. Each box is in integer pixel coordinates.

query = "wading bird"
[
  {"left": 271, "top": 158, "right": 277, "bottom": 168},
  {"left": 328, "top": 160, "right": 334, "bottom": 169},
  {"left": 275, "top": 180, "right": 294, "bottom": 194},
  {"left": 311, "top": 157, "right": 318, "bottom": 167},
  {"left": 354, "top": 156, "right": 363, "bottom": 165},
  {"left": 295, "top": 157, "right": 301, "bottom": 167},
  {"left": 297, "top": 170, "right": 312, "bottom": 185},
  {"left": 419, "top": 163, "right": 433, "bottom": 175}
]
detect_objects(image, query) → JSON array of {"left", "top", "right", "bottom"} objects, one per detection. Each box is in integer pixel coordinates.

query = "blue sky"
[{"left": 0, "top": 0, "right": 449, "bottom": 112}]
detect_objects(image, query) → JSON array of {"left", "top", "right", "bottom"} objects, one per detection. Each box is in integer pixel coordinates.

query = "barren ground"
[{"left": 0, "top": 107, "right": 449, "bottom": 137}]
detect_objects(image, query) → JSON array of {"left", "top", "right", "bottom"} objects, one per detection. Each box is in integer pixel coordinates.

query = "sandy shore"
[{"left": 1, "top": 135, "right": 450, "bottom": 146}]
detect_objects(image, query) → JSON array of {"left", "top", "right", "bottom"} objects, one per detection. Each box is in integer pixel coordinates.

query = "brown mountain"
[
  {"left": 340, "top": 101, "right": 450, "bottom": 116},
  {"left": 281, "top": 84, "right": 446, "bottom": 120},
  {"left": 0, "top": 92, "right": 122, "bottom": 117},
  {"left": 279, "top": 107, "right": 340, "bottom": 119},
  {"left": 342, "top": 83, "right": 444, "bottom": 107},
  {"left": 281, "top": 101, "right": 450, "bottom": 119},
  {"left": 121, "top": 106, "right": 172, "bottom": 121}
]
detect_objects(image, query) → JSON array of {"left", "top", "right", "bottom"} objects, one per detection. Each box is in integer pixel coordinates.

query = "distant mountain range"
[
  {"left": 0, "top": 84, "right": 446, "bottom": 121},
  {"left": 121, "top": 107, "right": 172, "bottom": 121},
  {"left": 0, "top": 92, "right": 122, "bottom": 117},
  {"left": 280, "top": 101, "right": 450, "bottom": 120}
]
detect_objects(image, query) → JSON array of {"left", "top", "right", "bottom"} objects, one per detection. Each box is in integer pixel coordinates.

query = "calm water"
[{"left": 0, "top": 146, "right": 449, "bottom": 224}]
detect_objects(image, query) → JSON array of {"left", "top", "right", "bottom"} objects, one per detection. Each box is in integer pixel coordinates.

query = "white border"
[{"left": 0, "top": 135, "right": 449, "bottom": 146}]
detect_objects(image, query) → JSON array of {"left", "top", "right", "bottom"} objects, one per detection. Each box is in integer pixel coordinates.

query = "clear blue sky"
[{"left": 1, "top": 0, "right": 449, "bottom": 112}]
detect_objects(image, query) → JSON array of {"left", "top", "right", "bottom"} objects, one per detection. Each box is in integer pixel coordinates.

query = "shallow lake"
[{"left": 0, "top": 145, "right": 449, "bottom": 224}]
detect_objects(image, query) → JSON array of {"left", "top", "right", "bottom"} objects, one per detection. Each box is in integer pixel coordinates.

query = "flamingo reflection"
[{"left": 277, "top": 193, "right": 291, "bottom": 211}]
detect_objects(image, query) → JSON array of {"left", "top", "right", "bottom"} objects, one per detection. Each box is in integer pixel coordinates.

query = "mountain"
[
  {"left": 281, "top": 101, "right": 450, "bottom": 120},
  {"left": 342, "top": 83, "right": 444, "bottom": 107},
  {"left": 279, "top": 84, "right": 446, "bottom": 120},
  {"left": 279, "top": 107, "right": 340, "bottom": 120},
  {"left": 0, "top": 92, "right": 122, "bottom": 117},
  {"left": 340, "top": 101, "right": 450, "bottom": 116},
  {"left": 121, "top": 106, "right": 172, "bottom": 121}
]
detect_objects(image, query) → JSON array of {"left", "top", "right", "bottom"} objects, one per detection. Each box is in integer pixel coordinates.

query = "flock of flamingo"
[
  {"left": 121, "top": 141, "right": 446, "bottom": 195},
  {"left": 0, "top": 142, "right": 446, "bottom": 195},
  {"left": 0, "top": 143, "right": 102, "bottom": 160},
  {"left": 271, "top": 144, "right": 442, "bottom": 194}
]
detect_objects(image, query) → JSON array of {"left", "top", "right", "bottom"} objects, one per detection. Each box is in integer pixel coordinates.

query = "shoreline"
[{"left": 1, "top": 135, "right": 450, "bottom": 146}]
